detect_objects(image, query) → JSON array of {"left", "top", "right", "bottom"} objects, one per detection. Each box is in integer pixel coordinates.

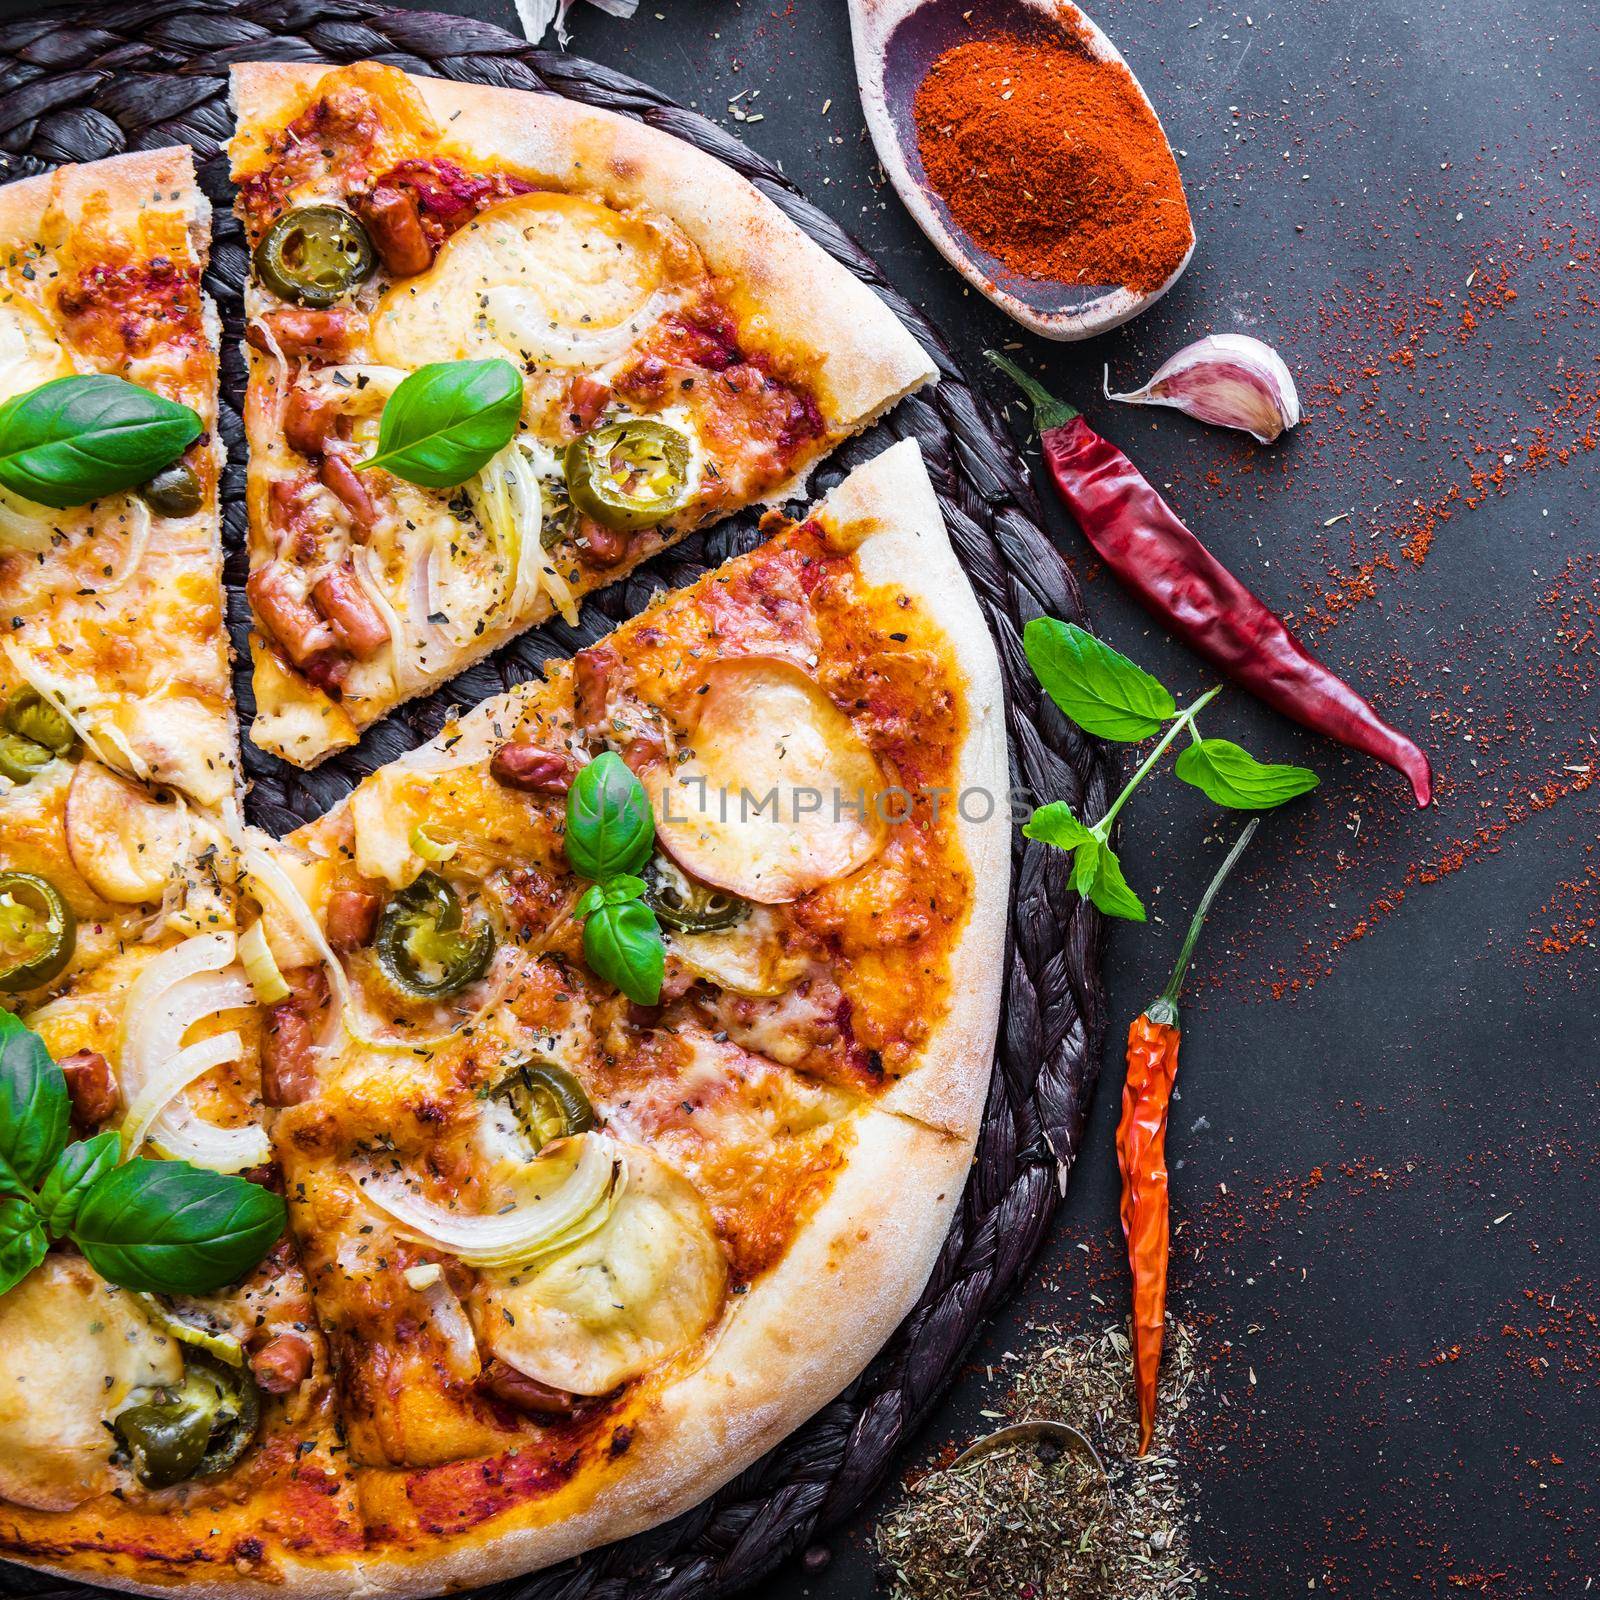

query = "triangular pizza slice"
[
  {"left": 228, "top": 61, "right": 937, "bottom": 767},
  {"left": 236, "top": 442, "right": 1008, "bottom": 1584}
]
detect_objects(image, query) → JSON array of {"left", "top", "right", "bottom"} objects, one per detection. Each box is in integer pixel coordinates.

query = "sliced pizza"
[
  {"left": 0, "top": 148, "right": 238, "bottom": 816},
  {"left": 227, "top": 60, "right": 936, "bottom": 766},
  {"left": 225, "top": 440, "right": 1008, "bottom": 1588}
]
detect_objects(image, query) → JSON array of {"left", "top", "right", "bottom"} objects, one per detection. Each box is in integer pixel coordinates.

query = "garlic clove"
[{"left": 1104, "top": 333, "right": 1301, "bottom": 444}]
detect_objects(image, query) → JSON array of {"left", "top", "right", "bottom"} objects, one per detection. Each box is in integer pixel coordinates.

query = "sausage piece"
[
  {"left": 490, "top": 742, "right": 578, "bottom": 795},
  {"left": 59, "top": 1049, "right": 119, "bottom": 1132},
  {"left": 319, "top": 454, "right": 379, "bottom": 534},
  {"left": 248, "top": 562, "right": 340, "bottom": 668},
  {"left": 262, "top": 968, "right": 327, "bottom": 1108},
  {"left": 284, "top": 387, "right": 339, "bottom": 459},
  {"left": 479, "top": 1358, "right": 577, "bottom": 1417},
  {"left": 247, "top": 308, "right": 356, "bottom": 362},
  {"left": 359, "top": 185, "right": 434, "bottom": 278},
  {"left": 312, "top": 560, "right": 390, "bottom": 660},
  {"left": 250, "top": 1333, "right": 313, "bottom": 1395},
  {"left": 325, "top": 888, "right": 381, "bottom": 954}
]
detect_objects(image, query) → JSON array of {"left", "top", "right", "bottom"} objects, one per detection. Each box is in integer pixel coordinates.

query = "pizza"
[
  {"left": 0, "top": 73, "right": 1008, "bottom": 1600},
  {"left": 0, "top": 148, "right": 238, "bottom": 812},
  {"left": 228, "top": 60, "right": 935, "bottom": 766}
]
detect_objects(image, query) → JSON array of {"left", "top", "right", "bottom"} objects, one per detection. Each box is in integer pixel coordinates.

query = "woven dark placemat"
[{"left": 0, "top": 6, "right": 1110, "bottom": 1595}]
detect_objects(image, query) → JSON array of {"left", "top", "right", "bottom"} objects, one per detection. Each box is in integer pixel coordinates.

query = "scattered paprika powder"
[{"left": 912, "top": 26, "right": 1193, "bottom": 293}]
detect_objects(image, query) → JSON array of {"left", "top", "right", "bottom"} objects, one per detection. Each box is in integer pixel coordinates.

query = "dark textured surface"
[
  {"left": 4, "top": 4, "right": 1600, "bottom": 1597},
  {"left": 0, "top": 5, "right": 1110, "bottom": 1598}
]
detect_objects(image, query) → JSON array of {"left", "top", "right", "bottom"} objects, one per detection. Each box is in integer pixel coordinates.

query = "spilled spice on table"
[{"left": 877, "top": 1323, "right": 1205, "bottom": 1599}]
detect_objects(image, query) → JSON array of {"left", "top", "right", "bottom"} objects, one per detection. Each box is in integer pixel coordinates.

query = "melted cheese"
[
  {"left": 473, "top": 1143, "right": 726, "bottom": 1396},
  {"left": 0, "top": 293, "right": 73, "bottom": 404},
  {"left": 63, "top": 758, "right": 189, "bottom": 904},
  {"left": 371, "top": 192, "right": 669, "bottom": 373},
  {"left": 0, "top": 1256, "right": 181, "bottom": 1512},
  {"left": 666, "top": 904, "right": 808, "bottom": 997},
  {"left": 649, "top": 656, "right": 889, "bottom": 903}
]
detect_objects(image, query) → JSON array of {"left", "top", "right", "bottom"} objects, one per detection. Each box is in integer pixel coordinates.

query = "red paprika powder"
[{"left": 912, "top": 27, "right": 1193, "bottom": 294}]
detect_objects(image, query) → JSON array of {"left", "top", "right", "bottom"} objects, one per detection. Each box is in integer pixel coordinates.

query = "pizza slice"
[
  {"left": 231, "top": 441, "right": 1008, "bottom": 1585},
  {"left": 0, "top": 148, "right": 238, "bottom": 817},
  {"left": 227, "top": 60, "right": 937, "bottom": 766}
]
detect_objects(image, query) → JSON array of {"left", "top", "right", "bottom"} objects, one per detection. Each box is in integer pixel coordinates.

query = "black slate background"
[{"left": 3, "top": 2, "right": 1597, "bottom": 1596}]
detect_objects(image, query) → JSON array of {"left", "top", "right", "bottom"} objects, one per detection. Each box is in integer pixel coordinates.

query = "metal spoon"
[{"left": 847, "top": 0, "right": 1194, "bottom": 340}]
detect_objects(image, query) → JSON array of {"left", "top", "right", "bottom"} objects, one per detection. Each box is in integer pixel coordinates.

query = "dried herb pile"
[{"left": 877, "top": 1323, "right": 1205, "bottom": 1600}]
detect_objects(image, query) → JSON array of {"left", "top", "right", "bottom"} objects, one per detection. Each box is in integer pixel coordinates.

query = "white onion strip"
[
  {"left": 357, "top": 1133, "right": 625, "bottom": 1270},
  {"left": 120, "top": 933, "right": 268, "bottom": 1173}
]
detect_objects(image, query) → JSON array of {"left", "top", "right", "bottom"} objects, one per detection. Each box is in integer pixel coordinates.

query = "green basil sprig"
[
  {"left": 1023, "top": 619, "right": 1318, "bottom": 921},
  {"left": 358, "top": 358, "right": 523, "bottom": 489},
  {"left": 564, "top": 755, "right": 665, "bottom": 1006},
  {"left": 0, "top": 376, "right": 203, "bottom": 510},
  {"left": 0, "top": 1010, "right": 285, "bottom": 1299}
]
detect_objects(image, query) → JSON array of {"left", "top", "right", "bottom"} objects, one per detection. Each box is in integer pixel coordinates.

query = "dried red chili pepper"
[
  {"left": 1118, "top": 818, "right": 1257, "bottom": 1455},
  {"left": 989, "top": 353, "right": 1432, "bottom": 807}
]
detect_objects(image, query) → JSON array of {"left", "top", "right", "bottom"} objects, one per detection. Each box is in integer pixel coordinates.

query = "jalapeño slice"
[
  {"left": 253, "top": 206, "right": 376, "bottom": 309},
  {"left": 565, "top": 418, "right": 691, "bottom": 532}
]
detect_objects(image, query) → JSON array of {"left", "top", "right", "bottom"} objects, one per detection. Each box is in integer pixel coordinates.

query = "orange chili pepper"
[{"left": 1117, "top": 817, "right": 1258, "bottom": 1455}]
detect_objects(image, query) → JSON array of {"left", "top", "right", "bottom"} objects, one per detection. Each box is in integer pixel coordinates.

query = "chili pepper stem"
[
  {"left": 986, "top": 350, "right": 1081, "bottom": 432},
  {"left": 1147, "top": 816, "right": 1259, "bottom": 1024},
  {"left": 1098, "top": 685, "right": 1222, "bottom": 837}
]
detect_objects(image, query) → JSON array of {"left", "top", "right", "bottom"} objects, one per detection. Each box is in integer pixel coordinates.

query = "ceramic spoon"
[{"left": 848, "top": 0, "right": 1194, "bottom": 340}]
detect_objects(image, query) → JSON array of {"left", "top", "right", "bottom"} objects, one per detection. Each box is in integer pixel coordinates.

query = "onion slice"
[
  {"left": 357, "top": 1132, "right": 625, "bottom": 1270},
  {"left": 120, "top": 933, "right": 268, "bottom": 1173}
]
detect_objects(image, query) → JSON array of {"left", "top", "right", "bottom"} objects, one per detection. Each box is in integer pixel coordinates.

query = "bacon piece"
[
  {"left": 579, "top": 517, "right": 629, "bottom": 568},
  {"left": 250, "top": 1333, "right": 313, "bottom": 1395},
  {"left": 284, "top": 386, "right": 339, "bottom": 458},
  {"left": 572, "top": 645, "right": 615, "bottom": 741},
  {"left": 312, "top": 560, "right": 390, "bottom": 659},
  {"left": 248, "top": 562, "right": 340, "bottom": 668},
  {"left": 262, "top": 968, "right": 327, "bottom": 1108},
  {"left": 564, "top": 373, "right": 611, "bottom": 433},
  {"left": 359, "top": 184, "right": 434, "bottom": 277},
  {"left": 490, "top": 742, "right": 577, "bottom": 795},
  {"left": 479, "top": 1358, "right": 577, "bottom": 1417},
  {"left": 324, "top": 888, "right": 381, "bottom": 953},
  {"left": 59, "top": 1050, "right": 118, "bottom": 1132},
  {"left": 319, "top": 453, "right": 378, "bottom": 532},
  {"left": 248, "top": 308, "right": 355, "bottom": 362}
]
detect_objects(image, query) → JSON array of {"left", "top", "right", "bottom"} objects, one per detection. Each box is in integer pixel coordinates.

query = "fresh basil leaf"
[
  {"left": 70, "top": 1159, "right": 286, "bottom": 1295},
  {"left": 0, "top": 1009, "right": 70, "bottom": 1192},
  {"left": 1023, "top": 618, "right": 1176, "bottom": 742},
  {"left": 566, "top": 753, "right": 655, "bottom": 881},
  {"left": 1070, "top": 837, "right": 1148, "bottom": 923},
  {"left": 600, "top": 874, "right": 647, "bottom": 905},
  {"left": 359, "top": 359, "right": 523, "bottom": 489},
  {"left": 581, "top": 898, "right": 665, "bottom": 1007},
  {"left": 1175, "top": 738, "right": 1320, "bottom": 810},
  {"left": 36, "top": 1130, "right": 120, "bottom": 1236},
  {"left": 1021, "top": 801, "right": 1097, "bottom": 853},
  {"left": 0, "top": 376, "right": 203, "bottom": 511},
  {"left": 0, "top": 1196, "right": 47, "bottom": 1296}
]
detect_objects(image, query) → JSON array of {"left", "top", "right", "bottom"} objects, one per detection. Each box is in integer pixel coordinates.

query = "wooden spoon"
[{"left": 847, "top": 0, "right": 1194, "bottom": 341}]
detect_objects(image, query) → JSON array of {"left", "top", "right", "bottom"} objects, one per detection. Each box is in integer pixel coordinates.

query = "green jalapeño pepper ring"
[
  {"left": 501, "top": 1059, "right": 597, "bottom": 1151},
  {"left": 139, "top": 460, "right": 204, "bottom": 519},
  {"left": 0, "top": 871, "right": 76, "bottom": 992},
  {"left": 565, "top": 418, "right": 692, "bottom": 532},
  {"left": 253, "top": 206, "right": 377, "bottom": 309},
  {"left": 644, "top": 854, "right": 749, "bottom": 934},
  {"left": 3, "top": 687, "right": 76, "bottom": 757},
  {"left": 375, "top": 871, "right": 496, "bottom": 1000},
  {"left": 113, "top": 1354, "right": 260, "bottom": 1490}
]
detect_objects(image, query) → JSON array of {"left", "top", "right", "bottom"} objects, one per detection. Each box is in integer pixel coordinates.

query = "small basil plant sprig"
[
  {"left": 1023, "top": 618, "right": 1318, "bottom": 922},
  {"left": 358, "top": 358, "right": 524, "bottom": 489},
  {"left": 0, "top": 375, "right": 202, "bottom": 511},
  {"left": 565, "top": 752, "right": 666, "bottom": 1006},
  {"left": 0, "top": 1010, "right": 286, "bottom": 1300}
]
